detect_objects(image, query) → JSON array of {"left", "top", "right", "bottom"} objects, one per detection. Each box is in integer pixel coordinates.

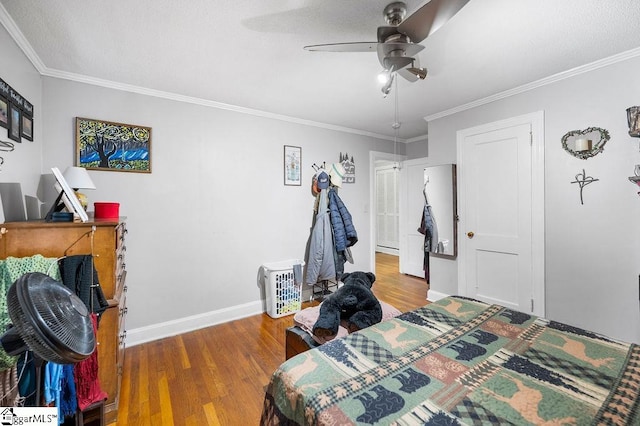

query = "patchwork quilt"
[{"left": 261, "top": 296, "right": 640, "bottom": 425}]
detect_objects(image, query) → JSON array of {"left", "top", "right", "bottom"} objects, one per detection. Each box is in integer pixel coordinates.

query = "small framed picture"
[
  {"left": 7, "top": 103, "right": 21, "bottom": 142},
  {"left": 21, "top": 114, "right": 33, "bottom": 141},
  {"left": 0, "top": 97, "right": 8, "bottom": 129},
  {"left": 284, "top": 145, "right": 302, "bottom": 186}
]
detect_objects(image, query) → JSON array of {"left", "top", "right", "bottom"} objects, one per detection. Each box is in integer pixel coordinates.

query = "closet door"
[{"left": 375, "top": 166, "right": 399, "bottom": 254}]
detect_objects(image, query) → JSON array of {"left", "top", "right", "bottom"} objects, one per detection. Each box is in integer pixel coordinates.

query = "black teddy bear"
[{"left": 312, "top": 271, "right": 383, "bottom": 340}]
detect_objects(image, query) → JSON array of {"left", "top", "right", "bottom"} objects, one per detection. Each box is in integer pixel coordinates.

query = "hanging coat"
[
  {"left": 417, "top": 184, "right": 439, "bottom": 282},
  {"left": 328, "top": 188, "right": 357, "bottom": 252},
  {"left": 59, "top": 255, "right": 109, "bottom": 319},
  {"left": 305, "top": 189, "right": 336, "bottom": 285}
]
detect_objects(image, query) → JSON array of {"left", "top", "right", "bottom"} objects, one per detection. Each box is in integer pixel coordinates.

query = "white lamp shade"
[{"left": 63, "top": 167, "right": 96, "bottom": 190}]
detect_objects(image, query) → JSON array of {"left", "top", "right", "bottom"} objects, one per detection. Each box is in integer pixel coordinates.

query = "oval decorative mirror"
[{"left": 561, "top": 127, "right": 610, "bottom": 159}]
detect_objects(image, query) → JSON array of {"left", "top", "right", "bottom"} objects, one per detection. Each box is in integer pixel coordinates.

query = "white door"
[
  {"left": 457, "top": 112, "right": 545, "bottom": 316},
  {"left": 375, "top": 166, "right": 399, "bottom": 253},
  {"left": 399, "top": 157, "right": 431, "bottom": 278}
]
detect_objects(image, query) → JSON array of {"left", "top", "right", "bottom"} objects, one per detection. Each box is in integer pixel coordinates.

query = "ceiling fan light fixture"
[
  {"left": 377, "top": 68, "right": 392, "bottom": 85},
  {"left": 379, "top": 65, "right": 396, "bottom": 96},
  {"left": 407, "top": 66, "right": 428, "bottom": 80}
]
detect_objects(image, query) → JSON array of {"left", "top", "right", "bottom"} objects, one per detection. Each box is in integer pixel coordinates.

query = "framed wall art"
[
  {"left": 21, "top": 114, "right": 33, "bottom": 141},
  {"left": 75, "top": 117, "right": 152, "bottom": 173},
  {"left": 7, "top": 103, "right": 21, "bottom": 142},
  {"left": 284, "top": 145, "right": 302, "bottom": 186},
  {"left": 0, "top": 97, "right": 8, "bottom": 129}
]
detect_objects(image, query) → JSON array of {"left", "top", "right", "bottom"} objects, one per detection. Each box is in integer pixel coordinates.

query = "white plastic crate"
[{"left": 263, "top": 259, "right": 304, "bottom": 318}]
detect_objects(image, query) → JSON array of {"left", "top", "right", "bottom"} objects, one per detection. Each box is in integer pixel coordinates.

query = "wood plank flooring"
[{"left": 113, "top": 253, "right": 427, "bottom": 425}]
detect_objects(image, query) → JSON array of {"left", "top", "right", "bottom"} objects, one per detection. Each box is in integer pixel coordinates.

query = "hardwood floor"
[{"left": 114, "top": 253, "right": 427, "bottom": 425}]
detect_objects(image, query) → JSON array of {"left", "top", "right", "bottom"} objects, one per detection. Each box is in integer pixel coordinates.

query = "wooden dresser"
[{"left": 0, "top": 219, "right": 128, "bottom": 423}]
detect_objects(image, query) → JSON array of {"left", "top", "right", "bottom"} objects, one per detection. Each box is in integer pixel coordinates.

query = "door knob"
[{"left": 467, "top": 231, "right": 475, "bottom": 239}]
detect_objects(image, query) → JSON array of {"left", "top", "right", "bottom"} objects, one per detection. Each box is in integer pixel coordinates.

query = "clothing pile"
[
  {"left": 0, "top": 255, "right": 108, "bottom": 422},
  {"left": 305, "top": 163, "right": 357, "bottom": 285}
]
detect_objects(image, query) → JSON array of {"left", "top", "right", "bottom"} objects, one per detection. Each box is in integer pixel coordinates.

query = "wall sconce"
[{"left": 626, "top": 106, "right": 640, "bottom": 137}]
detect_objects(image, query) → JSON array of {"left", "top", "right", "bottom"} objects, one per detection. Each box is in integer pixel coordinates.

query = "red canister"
[{"left": 94, "top": 202, "right": 120, "bottom": 219}]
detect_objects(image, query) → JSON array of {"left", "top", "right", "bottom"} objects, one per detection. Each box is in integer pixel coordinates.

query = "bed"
[{"left": 261, "top": 296, "right": 640, "bottom": 425}]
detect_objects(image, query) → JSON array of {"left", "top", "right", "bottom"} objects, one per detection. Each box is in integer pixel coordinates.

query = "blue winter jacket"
[{"left": 328, "top": 189, "right": 357, "bottom": 252}]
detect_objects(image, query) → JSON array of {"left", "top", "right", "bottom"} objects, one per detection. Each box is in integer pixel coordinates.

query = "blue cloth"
[
  {"left": 44, "top": 362, "right": 63, "bottom": 424},
  {"left": 327, "top": 189, "right": 357, "bottom": 252},
  {"left": 60, "top": 364, "right": 77, "bottom": 421}
]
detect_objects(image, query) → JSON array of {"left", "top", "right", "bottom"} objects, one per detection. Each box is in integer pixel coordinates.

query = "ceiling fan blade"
[
  {"left": 398, "top": 0, "right": 470, "bottom": 43},
  {"left": 303, "top": 42, "right": 378, "bottom": 52}
]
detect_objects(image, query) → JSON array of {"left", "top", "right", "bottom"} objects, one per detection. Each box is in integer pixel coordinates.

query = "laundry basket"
[{"left": 263, "top": 259, "right": 304, "bottom": 318}]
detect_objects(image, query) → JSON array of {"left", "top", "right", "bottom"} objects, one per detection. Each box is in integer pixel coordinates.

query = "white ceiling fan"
[{"left": 304, "top": 0, "right": 470, "bottom": 94}]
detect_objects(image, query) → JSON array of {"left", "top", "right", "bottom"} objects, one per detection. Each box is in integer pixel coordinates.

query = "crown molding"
[
  {"left": 45, "top": 67, "right": 403, "bottom": 142},
  {"left": 425, "top": 46, "right": 640, "bottom": 122},
  {"left": 0, "top": 2, "right": 46, "bottom": 72},
  {"left": 406, "top": 133, "right": 428, "bottom": 143},
  {"left": 0, "top": 4, "right": 399, "bottom": 143},
  {"left": 1, "top": 4, "right": 399, "bottom": 143}
]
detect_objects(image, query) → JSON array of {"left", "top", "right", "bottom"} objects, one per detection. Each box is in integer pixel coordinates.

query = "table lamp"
[{"left": 62, "top": 166, "right": 96, "bottom": 210}]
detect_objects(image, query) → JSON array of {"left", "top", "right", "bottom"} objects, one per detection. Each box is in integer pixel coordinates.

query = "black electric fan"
[{"left": 0, "top": 272, "right": 96, "bottom": 364}]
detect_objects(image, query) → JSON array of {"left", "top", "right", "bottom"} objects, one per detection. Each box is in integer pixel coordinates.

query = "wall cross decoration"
[{"left": 570, "top": 169, "right": 599, "bottom": 205}]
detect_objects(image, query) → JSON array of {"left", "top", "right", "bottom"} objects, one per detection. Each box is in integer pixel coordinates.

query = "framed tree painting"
[
  {"left": 75, "top": 117, "right": 152, "bottom": 173},
  {"left": 284, "top": 145, "right": 301, "bottom": 186}
]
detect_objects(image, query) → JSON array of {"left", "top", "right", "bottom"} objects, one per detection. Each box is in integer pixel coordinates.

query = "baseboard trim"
[
  {"left": 427, "top": 290, "right": 449, "bottom": 302},
  {"left": 375, "top": 247, "right": 399, "bottom": 256},
  {"left": 126, "top": 300, "right": 263, "bottom": 347}
]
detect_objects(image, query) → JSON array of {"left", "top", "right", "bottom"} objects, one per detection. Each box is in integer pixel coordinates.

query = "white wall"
[
  {"left": 0, "top": 23, "right": 42, "bottom": 216},
  {"left": 426, "top": 55, "right": 640, "bottom": 343},
  {"left": 38, "top": 77, "right": 396, "bottom": 344},
  {"left": 0, "top": 22, "right": 398, "bottom": 345},
  {"left": 404, "top": 133, "right": 458, "bottom": 299}
]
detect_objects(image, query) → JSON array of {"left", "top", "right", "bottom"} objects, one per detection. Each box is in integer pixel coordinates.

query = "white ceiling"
[{"left": 2, "top": 0, "right": 640, "bottom": 140}]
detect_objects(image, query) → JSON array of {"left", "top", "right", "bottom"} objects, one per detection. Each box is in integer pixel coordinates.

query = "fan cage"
[{"left": 7, "top": 273, "right": 96, "bottom": 364}]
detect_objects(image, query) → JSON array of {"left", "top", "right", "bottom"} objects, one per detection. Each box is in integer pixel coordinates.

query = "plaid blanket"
[{"left": 261, "top": 296, "right": 639, "bottom": 425}]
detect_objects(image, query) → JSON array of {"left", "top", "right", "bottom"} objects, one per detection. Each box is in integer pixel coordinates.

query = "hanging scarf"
[
  {"left": 60, "top": 364, "right": 77, "bottom": 420},
  {"left": 74, "top": 313, "right": 107, "bottom": 410}
]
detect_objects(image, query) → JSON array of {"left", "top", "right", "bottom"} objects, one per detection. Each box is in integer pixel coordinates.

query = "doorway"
[
  {"left": 456, "top": 111, "right": 545, "bottom": 315},
  {"left": 375, "top": 162, "right": 399, "bottom": 255},
  {"left": 369, "top": 151, "right": 404, "bottom": 275}
]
